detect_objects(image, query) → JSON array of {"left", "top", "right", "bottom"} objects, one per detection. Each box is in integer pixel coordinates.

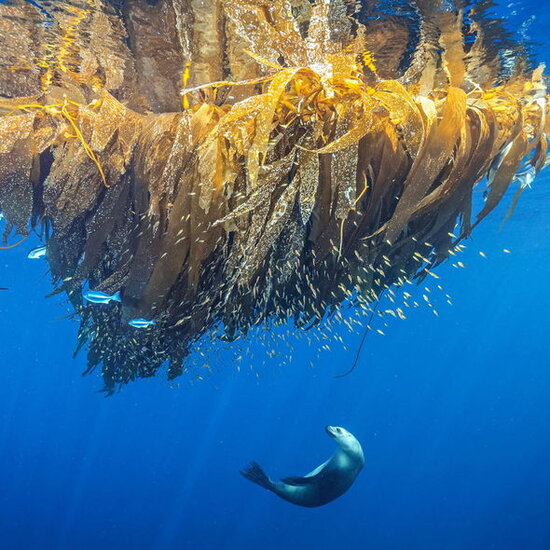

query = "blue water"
[{"left": 1, "top": 3, "right": 550, "bottom": 549}]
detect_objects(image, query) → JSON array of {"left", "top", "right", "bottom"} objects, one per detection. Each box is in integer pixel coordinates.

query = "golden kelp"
[{"left": 0, "top": 0, "right": 547, "bottom": 391}]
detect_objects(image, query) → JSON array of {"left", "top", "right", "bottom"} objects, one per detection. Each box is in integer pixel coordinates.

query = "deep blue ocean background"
[{"left": 1, "top": 2, "right": 550, "bottom": 549}]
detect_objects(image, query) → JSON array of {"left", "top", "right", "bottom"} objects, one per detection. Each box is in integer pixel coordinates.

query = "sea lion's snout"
[{"left": 326, "top": 426, "right": 348, "bottom": 439}]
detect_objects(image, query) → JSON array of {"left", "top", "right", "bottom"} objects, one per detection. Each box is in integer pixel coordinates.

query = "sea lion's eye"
[{"left": 336, "top": 428, "right": 342, "bottom": 433}]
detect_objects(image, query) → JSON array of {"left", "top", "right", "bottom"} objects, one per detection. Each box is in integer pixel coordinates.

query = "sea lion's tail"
[{"left": 240, "top": 462, "right": 273, "bottom": 491}]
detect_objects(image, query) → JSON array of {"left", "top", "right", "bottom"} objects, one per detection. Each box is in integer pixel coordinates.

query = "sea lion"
[{"left": 241, "top": 426, "right": 364, "bottom": 507}]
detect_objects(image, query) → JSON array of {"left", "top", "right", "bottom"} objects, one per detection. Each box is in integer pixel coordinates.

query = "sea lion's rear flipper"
[{"left": 241, "top": 462, "right": 274, "bottom": 491}]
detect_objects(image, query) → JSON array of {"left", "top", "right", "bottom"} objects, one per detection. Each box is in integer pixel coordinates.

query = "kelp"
[{"left": 0, "top": 0, "right": 548, "bottom": 392}]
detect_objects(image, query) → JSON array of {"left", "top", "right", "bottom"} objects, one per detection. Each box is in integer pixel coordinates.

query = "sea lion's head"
[{"left": 325, "top": 425, "right": 362, "bottom": 454}]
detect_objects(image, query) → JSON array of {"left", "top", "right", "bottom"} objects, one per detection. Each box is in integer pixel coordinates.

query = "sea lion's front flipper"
[
  {"left": 305, "top": 459, "right": 329, "bottom": 478},
  {"left": 282, "top": 457, "right": 331, "bottom": 485},
  {"left": 281, "top": 475, "right": 318, "bottom": 486}
]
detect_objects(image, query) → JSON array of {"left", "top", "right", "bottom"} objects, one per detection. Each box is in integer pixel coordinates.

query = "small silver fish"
[
  {"left": 128, "top": 318, "right": 156, "bottom": 328},
  {"left": 515, "top": 164, "right": 537, "bottom": 189},
  {"left": 27, "top": 246, "right": 47, "bottom": 259},
  {"left": 83, "top": 290, "right": 121, "bottom": 304}
]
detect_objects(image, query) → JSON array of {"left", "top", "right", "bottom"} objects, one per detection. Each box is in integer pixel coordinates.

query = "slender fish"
[
  {"left": 128, "top": 318, "right": 156, "bottom": 328},
  {"left": 27, "top": 246, "right": 47, "bottom": 259},
  {"left": 83, "top": 290, "right": 122, "bottom": 304}
]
